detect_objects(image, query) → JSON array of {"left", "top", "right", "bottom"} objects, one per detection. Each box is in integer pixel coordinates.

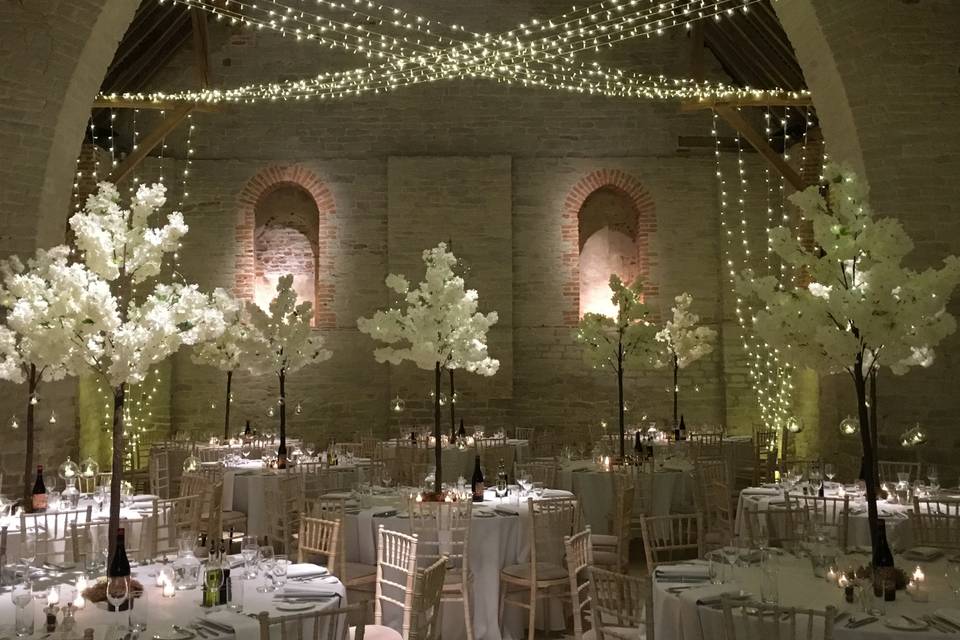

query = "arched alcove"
[
  {"left": 253, "top": 185, "right": 319, "bottom": 319},
  {"left": 235, "top": 165, "right": 337, "bottom": 327},
  {"left": 562, "top": 169, "right": 657, "bottom": 324},
  {"left": 578, "top": 187, "right": 642, "bottom": 317}
]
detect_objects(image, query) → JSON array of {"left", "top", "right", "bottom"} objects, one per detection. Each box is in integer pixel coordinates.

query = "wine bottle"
[
  {"left": 673, "top": 422, "right": 681, "bottom": 442},
  {"left": 471, "top": 455, "right": 485, "bottom": 503},
  {"left": 244, "top": 420, "right": 251, "bottom": 436},
  {"left": 107, "top": 528, "right": 132, "bottom": 612},
  {"left": 458, "top": 418, "right": 466, "bottom": 439},
  {"left": 410, "top": 429, "right": 418, "bottom": 444},
  {"left": 818, "top": 480, "right": 825, "bottom": 497},
  {"left": 277, "top": 441, "right": 287, "bottom": 469},
  {"left": 496, "top": 458, "right": 508, "bottom": 497},
  {"left": 679, "top": 415, "right": 687, "bottom": 441},
  {"left": 634, "top": 431, "right": 642, "bottom": 457},
  {"left": 31, "top": 465, "right": 47, "bottom": 512}
]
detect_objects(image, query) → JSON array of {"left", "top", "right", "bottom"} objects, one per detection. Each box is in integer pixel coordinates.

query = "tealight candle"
[
  {"left": 838, "top": 574, "right": 854, "bottom": 603},
  {"left": 913, "top": 566, "right": 925, "bottom": 583},
  {"left": 47, "top": 589, "right": 60, "bottom": 606},
  {"left": 72, "top": 594, "right": 85, "bottom": 610},
  {"left": 415, "top": 493, "right": 423, "bottom": 503},
  {"left": 162, "top": 580, "right": 176, "bottom": 598},
  {"left": 826, "top": 567, "right": 839, "bottom": 584}
]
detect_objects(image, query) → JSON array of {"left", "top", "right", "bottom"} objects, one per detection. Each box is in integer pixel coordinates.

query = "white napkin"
[
  {"left": 131, "top": 494, "right": 158, "bottom": 502},
  {"left": 903, "top": 547, "right": 944, "bottom": 561},
  {"left": 654, "top": 562, "right": 710, "bottom": 580},
  {"left": 741, "top": 487, "right": 781, "bottom": 496},
  {"left": 206, "top": 610, "right": 260, "bottom": 640},
  {"left": 287, "top": 563, "right": 330, "bottom": 579},
  {"left": 542, "top": 489, "right": 572, "bottom": 498},
  {"left": 678, "top": 585, "right": 737, "bottom": 640},
  {"left": 281, "top": 584, "right": 340, "bottom": 597}
]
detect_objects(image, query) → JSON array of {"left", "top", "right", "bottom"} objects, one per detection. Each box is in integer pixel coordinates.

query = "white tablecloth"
[
  {"left": 735, "top": 486, "right": 915, "bottom": 550},
  {"left": 557, "top": 460, "right": 694, "bottom": 534},
  {"left": 343, "top": 487, "right": 572, "bottom": 640},
  {"left": 381, "top": 439, "right": 530, "bottom": 484},
  {"left": 0, "top": 561, "right": 347, "bottom": 640},
  {"left": 654, "top": 555, "right": 960, "bottom": 640}
]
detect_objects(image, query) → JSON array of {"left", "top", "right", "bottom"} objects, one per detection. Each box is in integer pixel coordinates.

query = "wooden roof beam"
[
  {"left": 680, "top": 95, "right": 813, "bottom": 111},
  {"left": 713, "top": 105, "right": 804, "bottom": 192},
  {"left": 109, "top": 103, "right": 195, "bottom": 184}
]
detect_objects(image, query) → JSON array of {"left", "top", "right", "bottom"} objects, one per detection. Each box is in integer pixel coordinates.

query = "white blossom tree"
[
  {"left": 576, "top": 275, "right": 659, "bottom": 459},
  {"left": 738, "top": 162, "right": 960, "bottom": 559},
  {"left": 191, "top": 291, "right": 263, "bottom": 439},
  {"left": 358, "top": 243, "right": 499, "bottom": 495},
  {"left": 243, "top": 275, "right": 331, "bottom": 467},
  {"left": 0, "top": 246, "right": 89, "bottom": 504},
  {"left": 67, "top": 182, "right": 227, "bottom": 560},
  {"left": 656, "top": 293, "right": 716, "bottom": 428}
]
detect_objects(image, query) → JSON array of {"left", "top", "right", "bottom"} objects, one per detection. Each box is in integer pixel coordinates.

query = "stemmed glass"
[
  {"left": 257, "top": 547, "right": 276, "bottom": 592},
  {"left": 93, "top": 485, "right": 107, "bottom": 512},
  {"left": 11, "top": 576, "right": 33, "bottom": 637},
  {"left": 241, "top": 442, "right": 253, "bottom": 460},
  {"left": 241, "top": 536, "right": 259, "bottom": 579},
  {"left": 381, "top": 467, "right": 393, "bottom": 488},
  {"left": 517, "top": 471, "right": 532, "bottom": 497},
  {"left": 105, "top": 575, "right": 130, "bottom": 630},
  {"left": 928, "top": 465, "right": 940, "bottom": 494},
  {"left": 947, "top": 563, "right": 960, "bottom": 597},
  {"left": 19, "top": 529, "right": 36, "bottom": 570}
]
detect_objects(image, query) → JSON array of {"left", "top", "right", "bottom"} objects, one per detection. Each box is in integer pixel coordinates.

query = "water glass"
[
  {"left": 272, "top": 555, "right": 289, "bottom": 590},
  {"left": 760, "top": 564, "right": 779, "bottom": 604},
  {"left": 12, "top": 583, "right": 34, "bottom": 637},
  {"left": 859, "top": 579, "right": 885, "bottom": 616},
  {"left": 130, "top": 589, "right": 148, "bottom": 631},
  {"left": 241, "top": 536, "right": 259, "bottom": 579},
  {"left": 228, "top": 573, "right": 245, "bottom": 612},
  {"left": 257, "top": 547, "right": 276, "bottom": 593}
]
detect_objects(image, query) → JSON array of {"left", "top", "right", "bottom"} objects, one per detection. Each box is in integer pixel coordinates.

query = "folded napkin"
[
  {"left": 542, "top": 489, "right": 572, "bottom": 498},
  {"left": 678, "top": 585, "right": 738, "bottom": 640},
  {"left": 279, "top": 584, "right": 340, "bottom": 598},
  {"left": 654, "top": 562, "right": 710, "bottom": 580},
  {"left": 205, "top": 610, "right": 260, "bottom": 640},
  {"left": 935, "top": 609, "right": 960, "bottom": 629},
  {"left": 225, "top": 554, "right": 246, "bottom": 569},
  {"left": 131, "top": 494, "right": 158, "bottom": 502},
  {"left": 903, "top": 547, "right": 944, "bottom": 561},
  {"left": 741, "top": 487, "right": 781, "bottom": 496},
  {"left": 494, "top": 504, "right": 520, "bottom": 515}
]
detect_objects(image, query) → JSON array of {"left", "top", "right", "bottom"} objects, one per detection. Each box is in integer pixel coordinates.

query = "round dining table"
[
  {"left": 379, "top": 438, "right": 530, "bottom": 484},
  {"left": 0, "top": 560, "right": 347, "bottom": 640},
  {"left": 653, "top": 553, "right": 960, "bottom": 640},
  {"left": 339, "top": 486, "right": 572, "bottom": 640}
]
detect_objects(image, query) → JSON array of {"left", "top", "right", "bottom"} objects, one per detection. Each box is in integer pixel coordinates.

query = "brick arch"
[
  {"left": 235, "top": 165, "right": 337, "bottom": 328},
  {"left": 561, "top": 169, "right": 657, "bottom": 326}
]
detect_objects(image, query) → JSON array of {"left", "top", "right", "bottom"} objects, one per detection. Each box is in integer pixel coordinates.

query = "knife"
[
  {"left": 847, "top": 616, "right": 877, "bottom": 628},
  {"left": 199, "top": 619, "right": 234, "bottom": 635}
]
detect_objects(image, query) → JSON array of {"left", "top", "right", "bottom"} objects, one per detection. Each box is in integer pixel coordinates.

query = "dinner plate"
[
  {"left": 276, "top": 602, "right": 316, "bottom": 612},
  {"left": 881, "top": 616, "right": 928, "bottom": 631},
  {"left": 474, "top": 510, "right": 496, "bottom": 518},
  {"left": 152, "top": 630, "right": 194, "bottom": 640}
]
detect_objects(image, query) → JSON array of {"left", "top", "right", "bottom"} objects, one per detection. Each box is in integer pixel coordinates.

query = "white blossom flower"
[
  {"left": 357, "top": 243, "right": 499, "bottom": 376},
  {"left": 576, "top": 274, "right": 659, "bottom": 372},
  {"left": 655, "top": 293, "right": 716, "bottom": 369}
]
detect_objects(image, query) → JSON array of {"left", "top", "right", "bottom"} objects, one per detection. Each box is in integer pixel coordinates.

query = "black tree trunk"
[
  {"left": 672, "top": 354, "right": 679, "bottom": 429},
  {"left": 854, "top": 361, "right": 881, "bottom": 564},
  {"left": 617, "top": 343, "right": 625, "bottom": 460},
  {"left": 434, "top": 362, "right": 442, "bottom": 494},
  {"left": 22, "top": 365, "right": 37, "bottom": 507},
  {"left": 449, "top": 369, "right": 456, "bottom": 440},
  {"left": 108, "top": 383, "right": 126, "bottom": 567},
  {"left": 277, "top": 370, "right": 287, "bottom": 468},
  {"left": 223, "top": 370, "right": 233, "bottom": 440}
]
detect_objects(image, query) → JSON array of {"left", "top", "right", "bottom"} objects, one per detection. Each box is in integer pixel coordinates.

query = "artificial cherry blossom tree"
[
  {"left": 68, "top": 182, "right": 227, "bottom": 560},
  {"left": 656, "top": 293, "right": 716, "bottom": 428},
  {"left": 358, "top": 243, "right": 499, "bottom": 495},
  {"left": 576, "top": 275, "right": 659, "bottom": 459},
  {"left": 243, "top": 275, "right": 331, "bottom": 467},
  {"left": 191, "top": 291, "right": 263, "bottom": 439},
  {"left": 739, "top": 162, "right": 960, "bottom": 559},
  {"left": 0, "top": 246, "right": 89, "bottom": 504}
]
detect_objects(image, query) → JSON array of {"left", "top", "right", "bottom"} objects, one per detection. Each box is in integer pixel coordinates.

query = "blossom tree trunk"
[
  {"left": 223, "top": 370, "right": 233, "bottom": 440},
  {"left": 672, "top": 354, "right": 679, "bottom": 429},
  {"left": 449, "top": 369, "right": 456, "bottom": 440},
  {"left": 108, "top": 383, "right": 126, "bottom": 565},
  {"left": 22, "top": 364, "right": 37, "bottom": 507},
  {"left": 853, "top": 357, "right": 881, "bottom": 563},
  {"left": 617, "top": 342, "right": 625, "bottom": 460},
  {"left": 434, "top": 362, "right": 442, "bottom": 494},
  {"left": 277, "top": 369, "right": 287, "bottom": 469}
]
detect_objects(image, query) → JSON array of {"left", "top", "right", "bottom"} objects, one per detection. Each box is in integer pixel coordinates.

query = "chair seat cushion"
[
  {"left": 592, "top": 534, "right": 619, "bottom": 547},
  {"left": 501, "top": 562, "right": 567, "bottom": 581},
  {"left": 350, "top": 625, "right": 403, "bottom": 640}
]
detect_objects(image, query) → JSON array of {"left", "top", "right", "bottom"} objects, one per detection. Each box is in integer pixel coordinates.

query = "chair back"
[
  {"left": 639, "top": 513, "right": 704, "bottom": 570},
  {"left": 265, "top": 473, "right": 303, "bottom": 555},
  {"left": 297, "top": 516, "right": 340, "bottom": 566},
  {"left": 514, "top": 427, "right": 535, "bottom": 441},
  {"left": 256, "top": 602, "right": 366, "bottom": 640},
  {"left": 150, "top": 449, "right": 172, "bottom": 499},
  {"left": 564, "top": 528, "right": 594, "bottom": 639},
  {"left": 529, "top": 496, "right": 580, "bottom": 566},
  {"left": 374, "top": 526, "right": 419, "bottom": 637},
  {"left": 516, "top": 461, "right": 558, "bottom": 488},
  {"left": 878, "top": 460, "right": 922, "bottom": 483},
  {"left": 798, "top": 495, "right": 850, "bottom": 551},
  {"left": 306, "top": 496, "right": 350, "bottom": 579},
  {"left": 408, "top": 499, "right": 471, "bottom": 578},
  {"left": 910, "top": 510, "right": 960, "bottom": 549},
  {"left": 915, "top": 496, "right": 960, "bottom": 517},
  {"left": 21, "top": 507, "right": 93, "bottom": 564},
  {"left": 410, "top": 557, "right": 447, "bottom": 640},
  {"left": 588, "top": 567, "right": 651, "bottom": 640},
  {"left": 753, "top": 428, "right": 779, "bottom": 485},
  {"left": 152, "top": 494, "right": 202, "bottom": 557},
  {"left": 721, "top": 596, "right": 836, "bottom": 640}
]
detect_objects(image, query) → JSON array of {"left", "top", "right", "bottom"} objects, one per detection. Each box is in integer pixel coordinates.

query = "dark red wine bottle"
[
  {"left": 471, "top": 455, "right": 485, "bottom": 503},
  {"left": 31, "top": 465, "right": 47, "bottom": 512}
]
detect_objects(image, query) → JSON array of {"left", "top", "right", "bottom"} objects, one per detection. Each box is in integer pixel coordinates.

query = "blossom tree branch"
[{"left": 655, "top": 293, "right": 716, "bottom": 428}]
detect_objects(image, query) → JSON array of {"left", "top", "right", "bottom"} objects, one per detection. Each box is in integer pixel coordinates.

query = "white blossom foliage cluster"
[
  {"left": 357, "top": 242, "right": 499, "bottom": 376},
  {"left": 656, "top": 293, "right": 716, "bottom": 369},
  {"left": 738, "top": 163, "right": 960, "bottom": 379},
  {"left": 191, "top": 289, "right": 262, "bottom": 373},
  {"left": 576, "top": 274, "right": 659, "bottom": 371},
  {"left": 243, "top": 274, "right": 331, "bottom": 378},
  {"left": 0, "top": 245, "right": 102, "bottom": 384}
]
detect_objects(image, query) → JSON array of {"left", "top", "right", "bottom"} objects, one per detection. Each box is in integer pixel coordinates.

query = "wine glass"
[
  {"left": 257, "top": 547, "right": 276, "bottom": 592},
  {"left": 105, "top": 575, "right": 130, "bottom": 630},
  {"left": 824, "top": 463, "right": 837, "bottom": 483},
  {"left": 272, "top": 555, "right": 289, "bottom": 590},
  {"left": 928, "top": 465, "right": 940, "bottom": 493},
  {"left": 517, "top": 471, "right": 532, "bottom": 497},
  {"left": 11, "top": 576, "right": 33, "bottom": 637},
  {"left": 19, "top": 529, "right": 36, "bottom": 569},
  {"left": 947, "top": 563, "right": 960, "bottom": 597},
  {"left": 93, "top": 485, "right": 107, "bottom": 512},
  {"left": 381, "top": 467, "right": 392, "bottom": 488},
  {"left": 240, "top": 536, "right": 259, "bottom": 578},
  {"left": 241, "top": 442, "right": 252, "bottom": 460}
]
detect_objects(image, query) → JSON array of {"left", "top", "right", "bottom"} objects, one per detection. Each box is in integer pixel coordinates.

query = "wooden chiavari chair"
[
  {"left": 693, "top": 460, "right": 733, "bottom": 551},
  {"left": 297, "top": 516, "right": 340, "bottom": 566},
  {"left": 515, "top": 461, "right": 557, "bottom": 488},
  {"left": 639, "top": 513, "right": 704, "bottom": 571},
  {"left": 564, "top": 528, "right": 594, "bottom": 640},
  {"left": 915, "top": 496, "right": 960, "bottom": 516},
  {"left": 592, "top": 473, "right": 633, "bottom": 571},
  {"left": 265, "top": 473, "right": 303, "bottom": 555},
  {"left": 878, "top": 460, "right": 922, "bottom": 484},
  {"left": 720, "top": 596, "right": 837, "bottom": 640},
  {"left": 149, "top": 448, "right": 172, "bottom": 499},
  {"left": 587, "top": 567, "right": 651, "bottom": 640},
  {"left": 513, "top": 427, "right": 535, "bottom": 441},
  {"left": 337, "top": 442, "right": 365, "bottom": 458},
  {"left": 797, "top": 494, "right": 850, "bottom": 551},
  {"left": 909, "top": 511, "right": 960, "bottom": 549},
  {"left": 499, "top": 497, "right": 579, "bottom": 640},
  {"left": 21, "top": 507, "right": 93, "bottom": 566},
  {"left": 407, "top": 499, "right": 473, "bottom": 640},
  {"left": 689, "top": 431, "right": 724, "bottom": 462},
  {"left": 744, "top": 427, "right": 778, "bottom": 487},
  {"left": 258, "top": 602, "right": 366, "bottom": 640},
  {"left": 307, "top": 497, "right": 377, "bottom": 589},
  {"left": 374, "top": 526, "right": 419, "bottom": 638}
]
